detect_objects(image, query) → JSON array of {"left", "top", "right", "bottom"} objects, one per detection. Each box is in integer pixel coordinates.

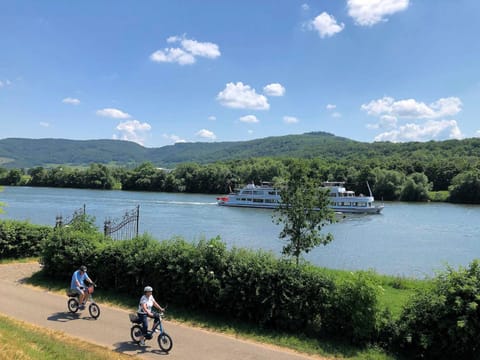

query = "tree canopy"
[{"left": 273, "top": 160, "right": 336, "bottom": 265}]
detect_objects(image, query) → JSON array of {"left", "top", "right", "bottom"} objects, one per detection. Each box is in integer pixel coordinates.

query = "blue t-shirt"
[{"left": 70, "top": 270, "right": 90, "bottom": 289}]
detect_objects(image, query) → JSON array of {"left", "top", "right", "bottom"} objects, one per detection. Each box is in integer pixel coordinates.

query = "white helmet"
[{"left": 144, "top": 286, "right": 153, "bottom": 292}]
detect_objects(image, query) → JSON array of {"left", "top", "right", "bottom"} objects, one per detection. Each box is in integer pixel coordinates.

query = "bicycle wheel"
[
  {"left": 157, "top": 332, "right": 173, "bottom": 352},
  {"left": 68, "top": 298, "right": 79, "bottom": 313},
  {"left": 89, "top": 303, "right": 100, "bottom": 319},
  {"left": 130, "top": 325, "right": 143, "bottom": 343}
]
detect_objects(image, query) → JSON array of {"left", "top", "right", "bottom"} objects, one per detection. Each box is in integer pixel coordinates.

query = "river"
[{"left": 1, "top": 186, "right": 479, "bottom": 278}]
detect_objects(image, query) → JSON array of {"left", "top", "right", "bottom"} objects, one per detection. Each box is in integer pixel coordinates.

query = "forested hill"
[
  {"left": 0, "top": 138, "right": 148, "bottom": 168},
  {"left": 0, "top": 132, "right": 361, "bottom": 168},
  {"left": 1, "top": 132, "right": 480, "bottom": 168}
]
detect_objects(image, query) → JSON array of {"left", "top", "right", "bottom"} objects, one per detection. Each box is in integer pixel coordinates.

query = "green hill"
[
  {"left": 1, "top": 132, "right": 480, "bottom": 169},
  {"left": 0, "top": 138, "right": 148, "bottom": 168}
]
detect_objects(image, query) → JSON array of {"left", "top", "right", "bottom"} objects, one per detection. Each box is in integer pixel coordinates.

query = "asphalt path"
[{"left": 0, "top": 263, "right": 327, "bottom": 360}]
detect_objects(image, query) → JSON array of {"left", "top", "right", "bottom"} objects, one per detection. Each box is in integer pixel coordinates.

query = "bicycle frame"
[
  {"left": 67, "top": 285, "right": 100, "bottom": 319},
  {"left": 129, "top": 310, "right": 173, "bottom": 352}
]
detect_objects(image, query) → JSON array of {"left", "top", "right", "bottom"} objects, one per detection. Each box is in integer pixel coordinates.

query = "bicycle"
[
  {"left": 66, "top": 284, "right": 101, "bottom": 319},
  {"left": 129, "top": 309, "right": 173, "bottom": 352}
]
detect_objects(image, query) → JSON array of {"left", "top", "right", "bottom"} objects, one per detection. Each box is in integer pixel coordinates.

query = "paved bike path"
[{"left": 0, "top": 263, "right": 327, "bottom": 360}]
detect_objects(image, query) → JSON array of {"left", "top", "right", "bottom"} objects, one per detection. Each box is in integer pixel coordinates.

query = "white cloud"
[
  {"left": 310, "top": 12, "right": 345, "bottom": 38},
  {"left": 361, "top": 96, "right": 462, "bottom": 119},
  {"left": 367, "top": 115, "right": 397, "bottom": 129},
  {"left": 150, "top": 48, "right": 196, "bottom": 65},
  {"left": 96, "top": 108, "right": 131, "bottom": 119},
  {"left": 150, "top": 35, "right": 220, "bottom": 66},
  {"left": 380, "top": 115, "right": 398, "bottom": 128},
  {"left": 62, "top": 97, "right": 80, "bottom": 105},
  {"left": 374, "top": 120, "right": 463, "bottom": 142},
  {"left": 208, "top": 115, "right": 216, "bottom": 121},
  {"left": 181, "top": 39, "right": 220, "bottom": 59},
  {"left": 347, "top": 0, "right": 409, "bottom": 26},
  {"left": 263, "top": 83, "right": 286, "bottom": 96},
  {"left": 217, "top": 82, "right": 270, "bottom": 110},
  {"left": 162, "top": 133, "right": 186, "bottom": 143},
  {"left": 475, "top": 130, "right": 480, "bottom": 138},
  {"left": 166, "top": 36, "right": 181, "bottom": 43},
  {"left": 114, "top": 120, "right": 151, "bottom": 145},
  {"left": 196, "top": 129, "right": 216, "bottom": 140},
  {"left": 301, "top": 3, "right": 310, "bottom": 11},
  {"left": 331, "top": 112, "right": 342, "bottom": 118},
  {"left": 239, "top": 115, "right": 259, "bottom": 123},
  {"left": 326, "top": 104, "right": 336, "bottom": 110},
  {"left": 39, "top": 122, "right": 50, "bottom": 127},
  {"left": 363, "top": 96, "right": 464, "bottom": 142},
  {"left": 283, "top": 116, "right": 299, "bottom": 124}
]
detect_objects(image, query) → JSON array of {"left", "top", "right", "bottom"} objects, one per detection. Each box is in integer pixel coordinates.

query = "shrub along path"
[{"left": 0, "top": 262, "right": 328, "bottom": 360}]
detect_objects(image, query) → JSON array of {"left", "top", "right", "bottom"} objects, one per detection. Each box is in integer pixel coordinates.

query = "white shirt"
[{"left": 138, "top": 294, "right": 155, "bottom": 314}]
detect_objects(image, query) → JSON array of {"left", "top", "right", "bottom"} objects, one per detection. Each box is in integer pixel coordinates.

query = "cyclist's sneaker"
[
  {"left": 79, "top": 304, "right": 85, "bottom": 310},
  {"left": 139, "top": 339, "right": 145, "bottom": 346}
]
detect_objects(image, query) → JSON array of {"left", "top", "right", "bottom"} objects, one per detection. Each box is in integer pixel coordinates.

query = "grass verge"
[{"left": 0, "top": 313, "right": 133, "bottom": 360}]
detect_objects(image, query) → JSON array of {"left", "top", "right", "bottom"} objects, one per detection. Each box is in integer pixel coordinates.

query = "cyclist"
[
  {"left": 137, "top": 285, "right": 164, "bottom": 345},
  {"left": 70, "top": 265, "right": 93, "bottom": 309}
]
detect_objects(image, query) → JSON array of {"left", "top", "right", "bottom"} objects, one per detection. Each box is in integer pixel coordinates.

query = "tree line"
[{"left": 0, "top": 156, "right": 479, "bottom": 203}]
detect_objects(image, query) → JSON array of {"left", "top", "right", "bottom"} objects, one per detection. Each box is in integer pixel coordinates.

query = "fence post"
[
  {"left": 104, "top": 219, "right": 111, "bottom": 237},
  {"left": 55, "top": 215, "right": 63, "bottom": 228},
  {"left": 136, "top": 204, "right": 140, "bottom": 238}
]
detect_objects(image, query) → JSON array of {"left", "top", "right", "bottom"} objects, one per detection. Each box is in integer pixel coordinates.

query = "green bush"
[
  {"left": 326, "top": 271, "right": 381, "bottom": 343},
  {"left": 40, "top": 227, "right": 107, "bottom": 279},
  {"left": 394, "top": 260, "right": 480, "bottom": 358},
  {"left": 39, "top": 229, "right": 379, "bottom": 345},
  {"left": 0, "top": 220, "right": 52, "bottom": 259}
]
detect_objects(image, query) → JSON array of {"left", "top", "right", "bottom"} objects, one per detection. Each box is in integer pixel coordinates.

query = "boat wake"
[{"left": 152, "top": 200, "right": 217, "bottom": 206}]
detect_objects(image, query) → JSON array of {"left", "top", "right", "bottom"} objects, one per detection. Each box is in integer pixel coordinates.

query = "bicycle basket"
[{"left": 129, "top": 313, "right": 140, "bottom": 323}]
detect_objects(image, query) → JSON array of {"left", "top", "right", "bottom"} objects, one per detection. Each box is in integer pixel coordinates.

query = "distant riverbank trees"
[{"left": 0, "top": 156, "right": 479, "bottom": 203}]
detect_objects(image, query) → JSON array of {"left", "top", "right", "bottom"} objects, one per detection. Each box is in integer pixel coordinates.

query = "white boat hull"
[
  {"left": 216, "top": 181, "right": 384, "bottom": 214},
  {"left": 217, "top": 200, "right": 384, "bottom": 214},
  {"left": 217, "top": 182, "right": 384, "bottom": 214}
]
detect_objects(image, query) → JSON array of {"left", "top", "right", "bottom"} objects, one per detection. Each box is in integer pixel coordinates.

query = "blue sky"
[{"left": 1, "top": 0, "right": 479, "bottom": 148}]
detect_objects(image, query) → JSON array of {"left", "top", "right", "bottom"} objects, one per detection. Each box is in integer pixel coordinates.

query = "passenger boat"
[{"left": 216, "top": 181, "right": 384, "bottom": 214}]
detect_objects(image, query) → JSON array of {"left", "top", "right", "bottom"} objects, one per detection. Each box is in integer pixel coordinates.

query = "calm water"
[{"left": 2, "top": 186, "right": 480, "bottom": 278}]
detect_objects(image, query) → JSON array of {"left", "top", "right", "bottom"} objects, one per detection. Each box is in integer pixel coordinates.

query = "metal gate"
[
  {"left": 55, "top": 204, "right": 86, "bottom": 228},
  {"left": 103, "top": 205, "right": 140, "bottom": 240}
]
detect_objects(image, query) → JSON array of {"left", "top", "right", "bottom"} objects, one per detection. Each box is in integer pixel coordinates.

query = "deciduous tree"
[{"left": 273, "top": 161, "right": 336, "bottom": 265}]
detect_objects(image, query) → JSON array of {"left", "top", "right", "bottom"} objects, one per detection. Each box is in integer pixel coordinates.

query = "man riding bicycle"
[{"left": 70, "top": 265, "right": 93, "bottom": 309}]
